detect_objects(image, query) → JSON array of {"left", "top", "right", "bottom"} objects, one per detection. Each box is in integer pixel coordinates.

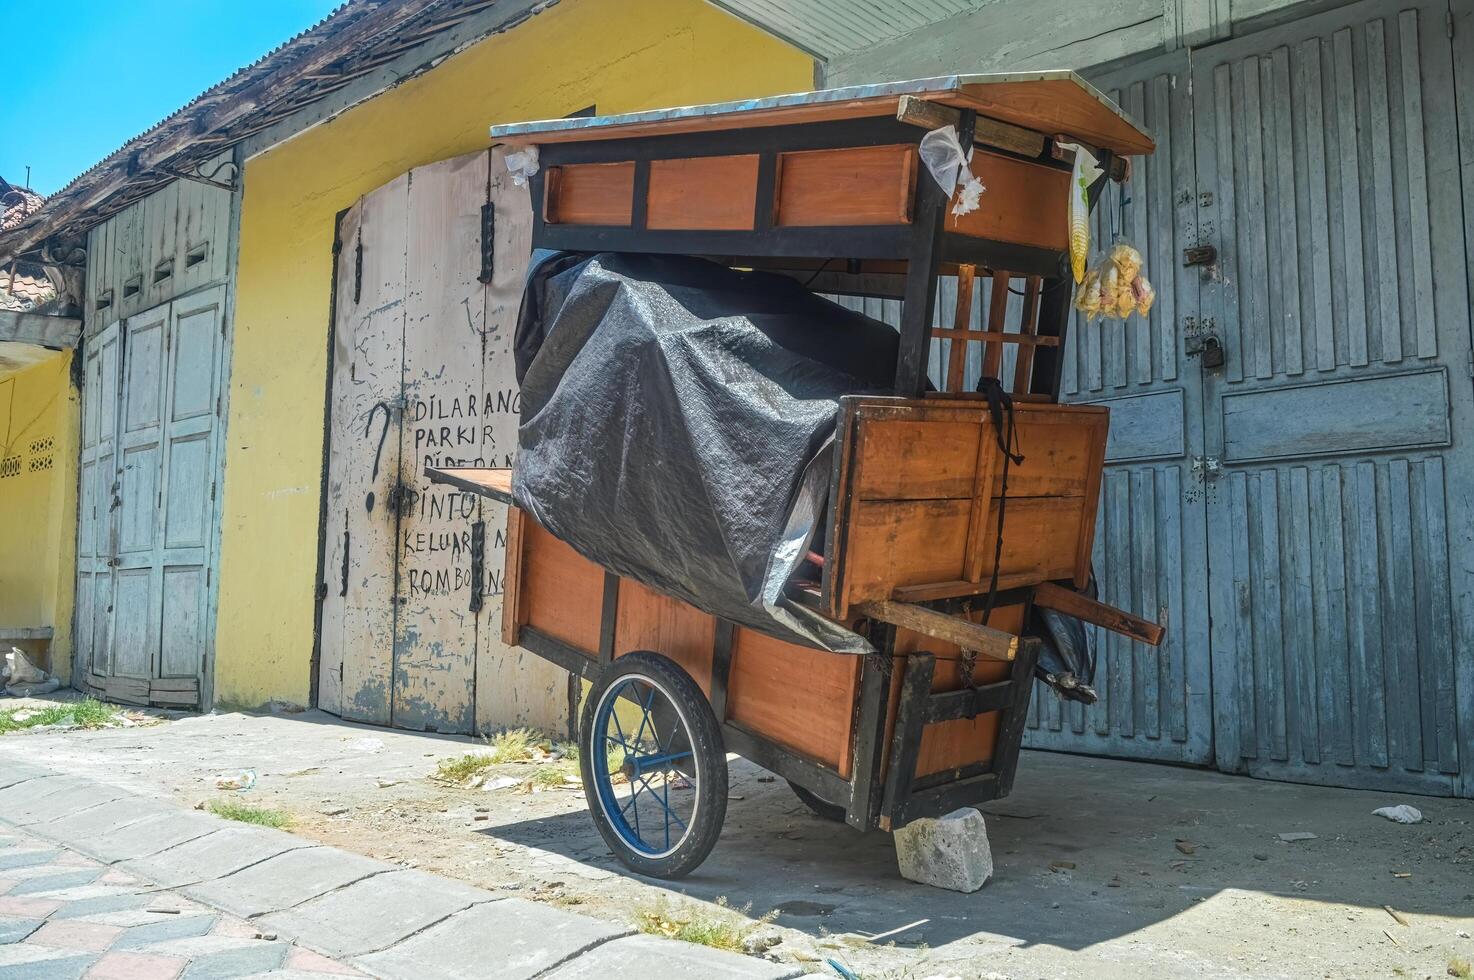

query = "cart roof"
[{"left": 489, "top": 71, "right": 1154, "bottom": 156}]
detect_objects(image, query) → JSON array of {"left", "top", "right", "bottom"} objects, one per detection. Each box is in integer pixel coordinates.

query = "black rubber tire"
[
  {"left": 579, "top": 651, "right": 727, "bottom": 879},
  {"left": 787, "top": 779, "right": 848, "bottom": 823}
]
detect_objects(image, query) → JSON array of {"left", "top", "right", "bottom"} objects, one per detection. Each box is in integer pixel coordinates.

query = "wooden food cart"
[{"left": 430, "top": 74, "right": 1164, "bottom": 879}]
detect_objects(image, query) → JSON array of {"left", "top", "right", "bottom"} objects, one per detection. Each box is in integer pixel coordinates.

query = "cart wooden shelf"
[{"left": 430, "top": 73, "right": 1164, "bottom": 879}]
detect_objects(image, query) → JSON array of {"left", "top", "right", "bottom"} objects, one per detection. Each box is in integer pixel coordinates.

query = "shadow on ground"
[{"left": 485, "top": 750, "right": 1474, "bottom": 951}]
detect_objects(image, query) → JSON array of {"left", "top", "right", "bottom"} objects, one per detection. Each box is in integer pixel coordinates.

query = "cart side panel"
[
  {"left": 947, "top": 151, "right": 1070, "bottom": 251},
  {"left": 613, "top": 578, "right": 715, "bottom": 695},
  {"left": 726, "top": 627, "right": 862, "bottom": 778},
  {"left": 881, "top": 602, "right": 1026, "bottom": 780},
  {"left": 518, "top": 517, "right": 605, "bottom": 653},
  {"left": 829, "top": 400, "right": 1109, "bottom": 613}
]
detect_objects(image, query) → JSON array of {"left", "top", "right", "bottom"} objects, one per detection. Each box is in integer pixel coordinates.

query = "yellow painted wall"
[
  {"left": 216, "top": 0, "right": 812, "bottom": 708},
  {"left": 0, "top": 353, "right": 79, "bottom": 681}
]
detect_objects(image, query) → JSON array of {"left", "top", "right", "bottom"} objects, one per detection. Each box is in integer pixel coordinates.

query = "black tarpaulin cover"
[{"left": 511, "top": 252, "right": 900, "bottom": 653}]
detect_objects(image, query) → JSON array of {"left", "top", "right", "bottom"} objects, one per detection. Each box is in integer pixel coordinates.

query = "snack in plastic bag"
[
  {"left": 1078, "top": 239, "right": 1153, "bottom": 321},
  {"left": 1074, "top": 269, "right": 1103, "bottom": 318},
  {"left": 1132, "top": 275, "right": 1156, "bottom": 317},
  {"left": 1099, "top": 264, "right": 1120, "bottom": 313},
  {"left": 1115, "top": 280, "right": 1138, "bottom": 319},
  {"left": 1109, "top": 242, "right": 1143, "bottom": 281}
]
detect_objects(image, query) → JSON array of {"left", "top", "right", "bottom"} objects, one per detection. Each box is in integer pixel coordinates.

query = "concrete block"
[
  {"left": 7, "top": 780, "right": 131, "bottom": 827},
  {"left": 34, "top": 797, "right": 171, "bottom": 850},
  {"left": 74, "top": 811, "right": 221, "bottom": 864},
  {"left": 0, "top": 774, "right": 85, "bottom": 817},
  {"left": 0, "top": 761, "right": 58, "bottom": 791},
  {"left": 893, "top": 806, "right": 993, "bottom": 893},
  {"left": 356, "top": 897, "right": 631, "bottom": 980},
  {"left": 540, "top": 934, "right": 803, "bottom": 980},
  {"left": 183, "top": 847, "right": 392, "bottom": 919},
  {"left": 256, "top": 869, "right": 494, "bottom": 958},
  {"left": 121, "top": 826, "right": 309, "bottom": 888}
]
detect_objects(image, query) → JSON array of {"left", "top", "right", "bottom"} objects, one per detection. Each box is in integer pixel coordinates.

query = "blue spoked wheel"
[{"left": 579, "top": 652, "right": 727, "bottom": 879}]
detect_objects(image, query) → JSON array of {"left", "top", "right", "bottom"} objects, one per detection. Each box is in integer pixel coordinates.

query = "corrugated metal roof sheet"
[{"left": 709, "top": 0, "right": 984, "bottom": 59}]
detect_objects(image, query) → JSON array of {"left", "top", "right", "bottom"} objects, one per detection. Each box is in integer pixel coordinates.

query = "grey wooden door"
[
  {"left": 1027, "top": 49, "right": 1215, "bottom": 765},
  {"left": 1195, "top": 0, "right": 1474, "bottom": 795},
  {"left": 76, "top": 320, "right": 122, "bottom": 680},
  {"left": 156, "top": 288, "right": 226, "bottom": 682},
  {"left": 112, "top": 303, "right": 170, "bottom": 680},
  {"left": 74, "top": 289, "right": 225, "bottom": 704}
]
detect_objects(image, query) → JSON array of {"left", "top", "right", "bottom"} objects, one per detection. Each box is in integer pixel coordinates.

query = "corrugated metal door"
[
  {"left": 1195, "top": 0, "right": 1474, "bottom": 794},
  {"left": 1026, "top": 49, "right": 1215, "bottom": 765}
]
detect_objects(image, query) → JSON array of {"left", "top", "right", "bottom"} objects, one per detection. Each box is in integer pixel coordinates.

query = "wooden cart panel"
[
  {"left": 826, "top": 398, "right": 1108, "bottom": 616},
  {"left": 505, "top": 507, "right": 1024, "bottom": 785},
  {"left": 542, "top": 143, "right": 1066, "bottom": 251}
]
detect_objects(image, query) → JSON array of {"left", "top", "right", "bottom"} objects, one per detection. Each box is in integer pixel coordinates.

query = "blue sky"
[{"left": 4, "top": 1, "right": 342, "bottom": 196}]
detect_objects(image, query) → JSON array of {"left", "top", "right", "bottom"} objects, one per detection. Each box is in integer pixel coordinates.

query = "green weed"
[
  {"left": 206, "top": 798, "right": 291, "bottom": 828},
  {"left": 434, "top": 753, "right": 498, "bottom": 783},
  {"left": 636, "top": 897, "right": 775, "bottom": 954},
  {"left": 0, "top": 699, "right": 118, "bottom": 734}
]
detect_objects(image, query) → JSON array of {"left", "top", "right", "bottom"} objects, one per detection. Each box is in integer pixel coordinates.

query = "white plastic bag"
[
  {"left": 5, "top": 648, "right": 46, "bottom": 685},
  {"left": 918, "top": 126, "right": 986, "bottom": 218},
  {"left": 1372, "top": 804, "right": 1424, "bottom": 824},
  {"left": 504, "top": 146, "right": 540, "bottom": 187}
]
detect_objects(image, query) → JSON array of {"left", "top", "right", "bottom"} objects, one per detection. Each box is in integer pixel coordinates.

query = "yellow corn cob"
[{"left": 1069, "top": 182, "right": 1090, "bottom": 283}]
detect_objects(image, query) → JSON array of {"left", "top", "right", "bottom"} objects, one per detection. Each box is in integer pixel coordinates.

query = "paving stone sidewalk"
[{"left": 0, "top": 761, "right": 800, "bottom": 980}]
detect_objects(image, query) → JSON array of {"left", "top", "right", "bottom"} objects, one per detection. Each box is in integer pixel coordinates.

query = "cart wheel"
[
  {"left": 787, "top": 780, "right": 847, "bottom": 823},
  {"left": 579, "top": 651, "right": 727, "bottom": 879}
]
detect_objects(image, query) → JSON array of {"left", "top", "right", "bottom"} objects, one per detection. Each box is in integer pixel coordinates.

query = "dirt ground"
[{"left": 3, "top": 700, "right": 1472, "bottom": 979}]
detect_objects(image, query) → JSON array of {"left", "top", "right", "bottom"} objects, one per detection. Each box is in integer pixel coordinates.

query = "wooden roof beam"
[{"left": 0, "top": 310, "right": 82, "bottom": 349}]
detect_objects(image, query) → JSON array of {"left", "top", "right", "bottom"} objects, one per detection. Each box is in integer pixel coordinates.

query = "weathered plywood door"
[
  {"left": 76, "top": 321, "right": 122, "bottom": 678},
  {"left": 392, "top": 152, "right": 490, "bottom": 733},
  {"left": 1027, "top": 49, "right": 1215, "bottom": 765},
  {"left": 319, "top": 177, "right": 409, "bottom": 725},
  {"left": 319, "top": 150, "right": 564, "bottom": 734},
  {"left": 1195, "top": 0, "right": 1474, "bottom": 794}
]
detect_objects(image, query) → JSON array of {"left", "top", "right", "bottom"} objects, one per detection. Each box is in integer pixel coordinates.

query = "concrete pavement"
[{"left": 0, "top": 761, "right": 800, "bottom": 979}]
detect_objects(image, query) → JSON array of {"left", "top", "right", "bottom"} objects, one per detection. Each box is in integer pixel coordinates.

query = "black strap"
[{"left": 976, "top": 377, "right": 1024, "bottom": 627}]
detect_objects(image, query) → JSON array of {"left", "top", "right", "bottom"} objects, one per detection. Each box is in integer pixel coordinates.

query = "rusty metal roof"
[{"left": 0, "top": 0, "right": 549, "bottom": 265}]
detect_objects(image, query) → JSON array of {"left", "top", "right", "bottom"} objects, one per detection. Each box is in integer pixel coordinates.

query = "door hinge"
[
  {"left": 477, "top": 203, "right": 495, "bottom": 285},
  {"left": 1448, "top": 9, "right": 1455, "bottom": 38},
  {"left": 469, "top": 519, "right": 486, "bottom": 613},
  {"left": 353, "top": 232, "right": 363, "bottom": 304},
  {"left": 1466, "top": 348, "right": 1473, "bottom": 379}
]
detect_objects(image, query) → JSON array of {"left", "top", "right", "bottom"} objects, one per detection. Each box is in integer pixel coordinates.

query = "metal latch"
[
  {"left": 1184, "top": 317, "right": 1226, "bottom": 369},
  {"left": 1191, "top": 456, "right": 1223, "bottom": 483},
  {"left": 1183, "top": 244, "right": 1217, "bottom": 267}
]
